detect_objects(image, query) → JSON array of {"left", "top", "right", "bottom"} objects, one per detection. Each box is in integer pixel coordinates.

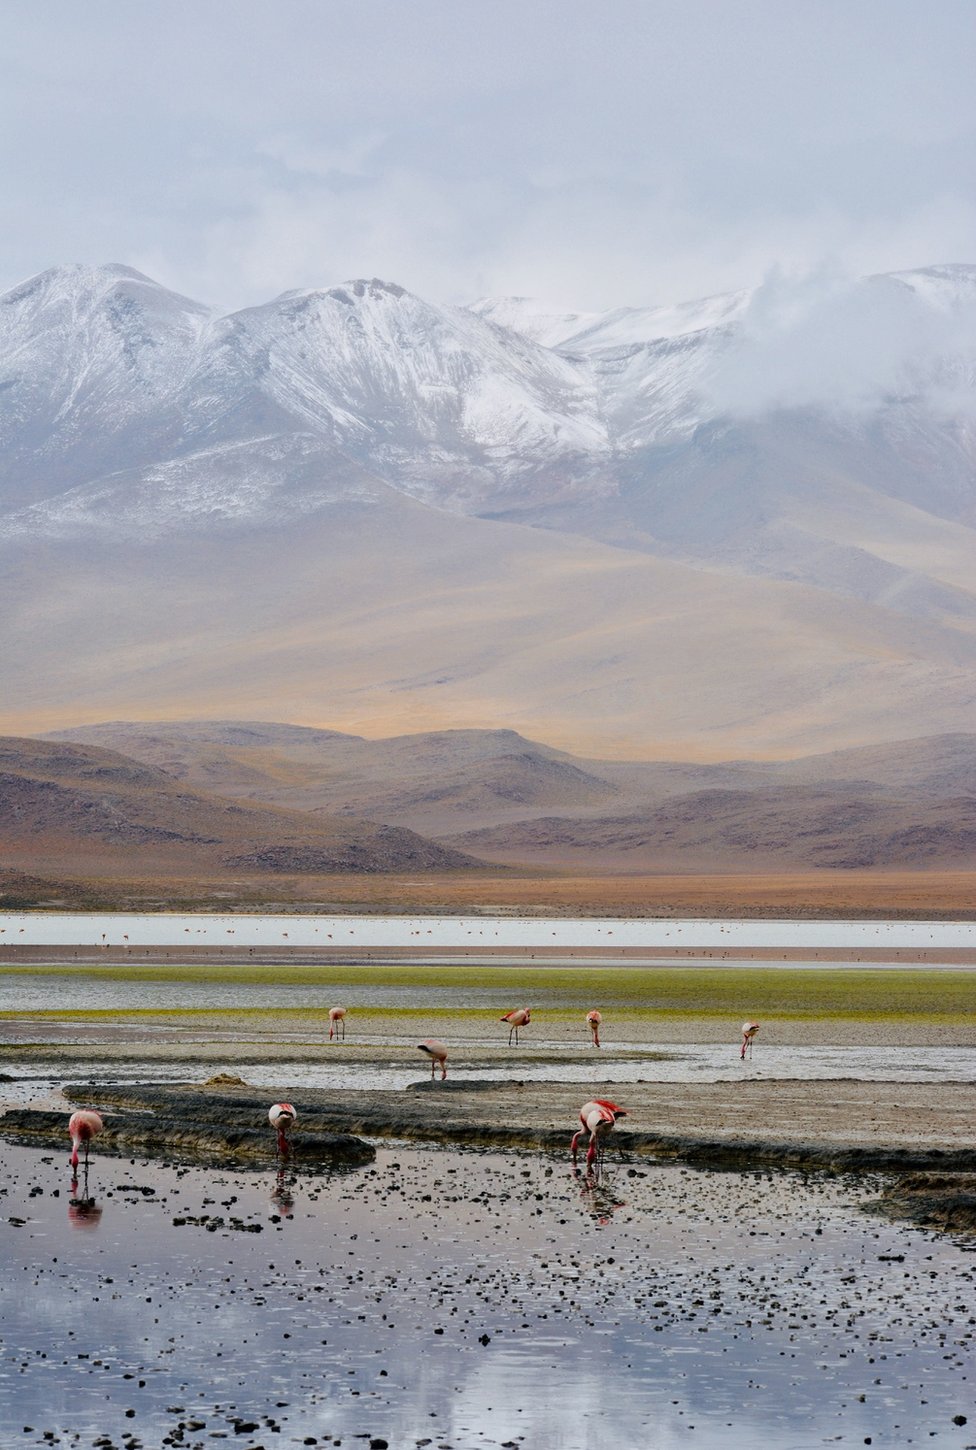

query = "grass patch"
[{"left": 1, "top": 964, "right": 974, "bottom": 1020}]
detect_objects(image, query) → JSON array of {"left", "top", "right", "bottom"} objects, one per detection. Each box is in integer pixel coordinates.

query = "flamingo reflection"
[
  {"left": 68, "top": 1165, "right": 103, "bottom": 1229},
  {"left": 578, "top": 1173, "right": 627, "bottom": 1225},
  {"left": 270, "top": 1164, "right": 297, "bottom": 1217}
]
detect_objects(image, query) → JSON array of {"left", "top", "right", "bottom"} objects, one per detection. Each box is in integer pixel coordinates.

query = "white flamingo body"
[
  {"left": 328, "top": 1006, "right": 347, "bottom": 1040},
  {"left": 68, "top": 1109, "right": 103, "bottom": 1169},
  {"left": 740, "top": 1021, "right": 760, "bottom": 1059},
  {"left": 586, "top": 1010, "right": 602, "bottom": 1047},
  {"left": 500, "top": 1007, "right": 531, "bottom": 1045},
  {"left": 417, "top": 1039, "right": 448, "bottom": 1080},
  {"left": 269, "top": 1101, "right": 297, "bottom": 1153},
  {"left": 571, "top": 1099, "right": 627, "bottom": 1168}
]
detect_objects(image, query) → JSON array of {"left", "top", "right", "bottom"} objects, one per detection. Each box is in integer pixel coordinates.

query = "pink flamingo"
[
  {"left": 586, "top": 1010, "right": 602, "bottom": 1047},
  {"left": 571, "top": 1099, "right": 628, "bottom": 1169},
  {"left": 67, "top": 1110, "right": 103, "bottom": 1169},
  {"left": 740, "top": 1021, "right": 760, "bottom": 1059},
  {"left": 328, "top": 1006, "right": 347, "bottom": 1041},
  {"left": 269, "top": 1102, "right": 297, "bottom": 1155},
  {"left": 417, "top": 1039, "right": 448, "bottom": 1080},
  {"left": 500, "top": 1007, "right": 531, "bottom": 1045}
]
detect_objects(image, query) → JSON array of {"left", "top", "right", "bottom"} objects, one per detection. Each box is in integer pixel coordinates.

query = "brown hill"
[
  {"left": 47, "top": 721, "right": 622, "bottom": 835},
  {"left": 444, "top": 788, "right": 976, "bottom": 871},
  {"left": 45, "top": 722, "right": 976, "bottom": 872},
  {"left": 0, "top": 736, "right": 480, "bottom": 880}
]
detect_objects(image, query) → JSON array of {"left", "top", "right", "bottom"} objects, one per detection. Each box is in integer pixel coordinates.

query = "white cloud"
[
  {"left": 0, "top": 1, "right": 973, "bottom": 312},
  {"left": 703, "top": 263, "right": 976, "bottom": 417}
]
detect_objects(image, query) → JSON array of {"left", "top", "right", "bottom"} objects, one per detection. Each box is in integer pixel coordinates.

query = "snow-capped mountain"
[
  {"left": 2, "top": 260, "right": 973, "bottom": 539},
  {"left": 1, "top": 260, "right": 974, "bottom": 759}
]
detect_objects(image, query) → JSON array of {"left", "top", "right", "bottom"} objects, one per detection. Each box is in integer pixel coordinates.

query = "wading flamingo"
[
  {"left": 67, "top": 1110, "right": 103, "bottom": 1169},
  {"left": 417, "top": 1039, "right": 448, "bottom": 1080},
  {"left": 500, "top": 1008, "right": 531, "bottom": 1045},
  {"left": 586, "top": 1010, "right": 602, "bottom": 1047},
  {"left": 571, "top": 1099, "right": 628, "bottom": 1169},
  {"left": 269, "top": 1102, "right": 297, "bottom": 1155},
  {"left": 740, "top": 1021, "right": 760, "bottom": 1059},
  {"left": 328, "top": 1006, "right": 347, "bottom": 1041}
]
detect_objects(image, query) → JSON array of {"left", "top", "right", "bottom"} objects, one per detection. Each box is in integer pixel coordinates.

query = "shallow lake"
[
  {"left": 4, "top": 1042, "right": 976, "bottom": 1114},
  {"left": 0, "top": 1140, "right": 972, "bottom": 1450},
  {"left": 4, "top": 910, "right": 976, "bottom": 950}
]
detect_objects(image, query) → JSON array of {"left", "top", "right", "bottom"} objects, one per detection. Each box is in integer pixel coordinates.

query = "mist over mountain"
[{"left": 1, "top": 260, "right": 974, "bottom": 759}]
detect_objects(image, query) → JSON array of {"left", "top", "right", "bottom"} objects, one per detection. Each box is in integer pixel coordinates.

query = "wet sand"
[{"left": 4, "top": 1014, "right": 976, "bottom": 1163}]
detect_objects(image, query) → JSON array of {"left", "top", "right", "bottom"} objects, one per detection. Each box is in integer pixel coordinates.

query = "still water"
[
  {"left": 0, "top": 1140, "right": 972, "bottom": 1450},
  {"left": 3, "top": 910, "right": 976, "bottom": 950}
]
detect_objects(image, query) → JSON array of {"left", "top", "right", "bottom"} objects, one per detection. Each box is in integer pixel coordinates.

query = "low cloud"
[{"left": 703, "top": 264, "right": 976, "bottom": 418}]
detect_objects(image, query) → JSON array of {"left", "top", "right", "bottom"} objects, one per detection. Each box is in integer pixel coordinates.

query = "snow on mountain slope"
[
  {"left": 0, "top": 257, "right": 974, "bottom": 758},
  {"left": 0, "top": 264, "right": 211, "bottom": 508},
  {"left": 0, "top": 433, "right": 393, "bottom": 542},
  {"left": 467, "top": 296, "right": 603, "bottom": 349},
  {"left": 177, "top": 277, "right": 609, "bottom": 511},
  {"left": 0, "top": 259, "right": 973, "bottom": 622}
]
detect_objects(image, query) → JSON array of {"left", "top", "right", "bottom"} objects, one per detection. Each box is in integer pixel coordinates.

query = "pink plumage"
[
  {"left": 67, "top": 1109, "right": 103, "bottom": 1169},
  {"left": 571, "top": 1098, "right": 627, "bottom": 1167},
  {"left": 417, "top": 1039, "right": 448, "bottom": 1080},
  {"left": 500, "top": 1007, "right": 531, "bottom": 1045},
  {"left": 269, "top": 1102, "right": 297, "bottom": 1153}
]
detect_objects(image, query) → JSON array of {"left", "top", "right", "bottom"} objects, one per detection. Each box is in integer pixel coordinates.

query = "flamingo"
[
  {"left": 571, "top": 1099, "right": 627, "bottom": 1169},
  {"left": 586, "top": 1010, "right": 602, "bottom": 1047},
  {"left": 500, "top": 1008, "right": 531, "bottom": 1045},
  {"left": 67, "top": 1110, "right": 103, "bottom": 1169},
  {"left": 417, "top": 1039, "right": 448, "bottom": 1080},
  {"left": 328, "top": 1006, "right": 347, "bottom": 1041},
  {"left": 740, "top": 1021, "right": 760, "bottom": 1059},
  {"left": 269, "top": 1102, "right": 297, "bottom": 1155}
]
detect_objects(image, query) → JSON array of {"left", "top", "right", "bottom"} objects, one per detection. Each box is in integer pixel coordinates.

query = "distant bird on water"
[
  {"left": 740, "top": 1021, "right": 760, "bottom": 1059},
  {"left": 500, "top": 1007, "right": 531, "bottom": 1045},
  {"left": 586, "top": 1010, "right": 602, "bottom": 1047},
  {"left": 67, "top": 1109, "right": 103, "bottom": 1169},
  {"left": 571, "top": 1099, "right": 627, "bottom": 1169},
  {"left": 417, "top": 1039, "right": 448, "bottom": 1080},
  {"left": 328, "top": 1006, "right": 347, "bottom": 1040},
  {"left": 269, "top": 1102, "right": 297, "bottom": 1155}
]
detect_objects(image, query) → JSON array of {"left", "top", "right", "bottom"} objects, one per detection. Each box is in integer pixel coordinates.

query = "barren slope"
[{"left": 0, "top": 737, "right": 479, "bottom": 878}]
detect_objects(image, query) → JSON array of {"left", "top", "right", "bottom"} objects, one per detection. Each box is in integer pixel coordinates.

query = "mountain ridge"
[{"left": 2, "top": 259, "right": 974, "bottom": 760}]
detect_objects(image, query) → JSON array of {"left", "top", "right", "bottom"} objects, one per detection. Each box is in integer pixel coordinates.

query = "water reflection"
[
  {"left": 1, "top": 1140, "right": 973, "bottom": 1450},
  {"left": 270, "top": 1163, "right": 297, "bottom": 1217},
  {"left": 67, "top": 1164, "right": 103, "bottom": 1230},
  {"left": 576, "top": 1170, "right": 627, "bottom": 1225}
]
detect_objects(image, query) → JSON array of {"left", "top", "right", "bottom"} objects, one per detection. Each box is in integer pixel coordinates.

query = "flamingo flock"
[{"left": 63, "top": 1003, "right": 763, "bottom": 1186}]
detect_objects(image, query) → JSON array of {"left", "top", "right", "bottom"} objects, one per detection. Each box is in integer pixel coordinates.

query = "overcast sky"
[{"left": 1, "top": 0, "right": 973, "bottom": 312}]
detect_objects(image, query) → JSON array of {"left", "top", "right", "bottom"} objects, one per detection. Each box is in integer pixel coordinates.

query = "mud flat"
[{"left": 3, "top": 1070, "right": 975, "bottom": 1231}]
